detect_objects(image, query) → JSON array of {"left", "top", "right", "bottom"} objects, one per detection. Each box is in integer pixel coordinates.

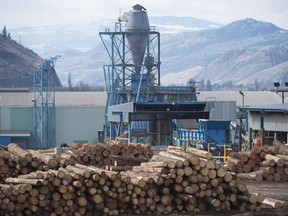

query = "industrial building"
[
  {"left": 0, "top": 91, "right": 105, "bottom": 148},
  {"left": 96, "top": 4, "right": 288, "bottom": 153},
  {"left": 241, "top": 103, "right": 288, "bottom": 145},
  {"left": 0, "top": 4, "right": 287, "bottom": 150},
  {"left": 0, "top": 90, "right": 286, "bottom": 148},
  {"left": 0, "top": 4, "right": 288, "bottom": 216}
]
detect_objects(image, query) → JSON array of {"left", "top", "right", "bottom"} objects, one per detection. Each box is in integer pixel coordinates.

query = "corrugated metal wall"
[
  {"left": 56, "top": 107, "right": 105, "bottom": 146},
  {"left": 0, "top": 106, "right": 105, "bottom": 148},
  {"left": 248, "top": 112, "right": 288, "bottom": 132},
  {"left": 0, "top": 107, "right": 11, "bottom": 129},
  {"left": 11, "top": 108, "right": 33, "bottom": 130}
]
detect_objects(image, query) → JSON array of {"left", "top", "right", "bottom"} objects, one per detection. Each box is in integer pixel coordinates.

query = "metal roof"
[
  {"left": 0, "top": 92, "right": 107, "bottom": 107},
  {"left": 0, "top": 130, "right": 31, "bottom": 137},
  {"left": 55, "top": 92, "right": 107, "bottom": 107},
  {"left": 240, "top": 103, "right": 288, "bottom": 113},
  {"left": 0, "top": 91, "right": 284, "bottom": 108},
  {"left": 197, "top": 91, "right": 283, "bottom": 107},
  {"left": 0, "top": 92, "right": 32, "bottom": 107}
]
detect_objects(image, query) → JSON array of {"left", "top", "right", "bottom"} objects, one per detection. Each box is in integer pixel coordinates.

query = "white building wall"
[{"left": 248, "top": 112, "right": 288, "bottom": 132}]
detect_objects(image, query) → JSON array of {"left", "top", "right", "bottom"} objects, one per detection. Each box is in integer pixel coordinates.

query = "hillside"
[
  {"left": 160, "top": 18, "right": 288, "bottom": 89},
  {"left": 0, "top": 35, "right": 62, "bottom": 88},
  {"left": 9, "top": 16, "right": 219, "bottom": 87},
  {"left": 9, "top": 17, "right": 288, "bottom": 90}
]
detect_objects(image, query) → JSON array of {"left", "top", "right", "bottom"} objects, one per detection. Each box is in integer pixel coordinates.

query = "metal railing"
[{"left": 207, "top": 143, "right": 230, "bottom": 163}]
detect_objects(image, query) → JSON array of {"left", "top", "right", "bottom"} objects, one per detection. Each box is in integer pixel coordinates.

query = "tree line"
[
  {"left": 2, "top": 26, "right": 11, "bottom": 39},
  {"left": 190, "top": 78, "right": 268, "bottom": 91},
  {"left": 67, "top": 73, "right": 105, "bottom": 91}
]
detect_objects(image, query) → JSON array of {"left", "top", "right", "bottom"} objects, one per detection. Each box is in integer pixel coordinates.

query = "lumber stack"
[
  {"left": 227, "top": 145, "right": 288, "bottom": 182},
  {"left": 0, "top": 146, "right": 267, "bottom": 215}
]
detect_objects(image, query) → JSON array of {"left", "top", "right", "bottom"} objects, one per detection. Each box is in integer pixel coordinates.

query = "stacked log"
[
  {"left": 164, "top": 147, "right": 264, "bottom": 213},
  {"left": 0, "top": 149, "right": 41, "bottom": 184},
  {"left": 0, "top": 163, "right": 158, "bottom": 215},
  {"left": 0, "top": 164, "right": 123, "bottom": 216},
  {"left": 105, "top": 155, "right": 151, "bottom": 172},
  {"left": 65, "top": 141, "right": 153, "bottom": 167},
  {"left": 27, "top": 149, "right": 59, "bottom": 169},
  {"left": 0, "top": 146, "right": 267, "bottom": 215},
  {"left": 227, "top": 145, "right": 288, "bottom": 182}
]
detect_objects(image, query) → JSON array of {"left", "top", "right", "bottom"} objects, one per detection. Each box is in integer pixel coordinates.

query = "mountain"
[
  {"left": 150, "top": 16, "right": 220, "bottom": 33},
  {"left": 9, "top": 17, "right": 219, "bottom": 54},
  {"left": 0, "top": 35, "right": 62, "bottom": 88},
  {"left": 214, "top": 18, "right": 283, "bottom": 41},
  {"left": 8, "top": 16, "right": 218, "bottom": 86},
  {"left": 161, "top": 18, "right": 288, "bottom": 89},
  {"left": 7, "top": 17, "right": 288, "bottom": 89},
  {"left": 10, "top": 24, "right": 103, "bottom": 53}
]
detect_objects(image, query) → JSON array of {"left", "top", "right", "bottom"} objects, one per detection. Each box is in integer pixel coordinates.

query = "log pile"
[
  {"left": 0, "top": 144, "right": 60, "bottom": 184},
  {"left": 227, "top": 144, "right": 288, "bottom": 182},
  {"left": 162, "top": 146, "right": 265, "bottom": 213},
  {"left": 61, "top": 141, "right": 153, "bottom": 168},
  {"left": 0, "top": 145, "right": 267, "bottom": 215}
]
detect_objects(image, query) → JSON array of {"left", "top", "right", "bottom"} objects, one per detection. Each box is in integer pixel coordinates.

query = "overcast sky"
[{"left": 1, "top": 0, "right": 288, "bottom": 29}]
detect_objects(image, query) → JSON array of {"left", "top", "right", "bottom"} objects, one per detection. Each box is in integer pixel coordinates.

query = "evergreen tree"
[
  {"left": 227, "top": 80, "right": 233, "bottom": 89},
  {"left": 68, "top": 72, "right": 73, "bottom": 90},
  {"left": 199, "top": 79, "right": 205, "bottom": 91},
  {"left": 7, "top": 33, "right": 11, "bottom": 39},
  {"left": 254, "top": 79, "right": 259, "bottom": 91},
  {"left": 2, "top": 25, "right": 7, "bottom": 37},
  {"left": 206, "top": 80, "right": 212, "bottom": 91},
  {"left": 77, "top": 81, "right": 91, "bottom": 91}
]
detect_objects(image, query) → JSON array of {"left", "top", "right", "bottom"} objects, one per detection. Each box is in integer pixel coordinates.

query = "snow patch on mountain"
[{"left": 161, "top": 66, "right": 204, "bottom": 85}]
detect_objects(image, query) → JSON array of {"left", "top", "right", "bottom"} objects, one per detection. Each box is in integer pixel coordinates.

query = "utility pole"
[
  {"left": 239, "top": 91, "right": 244, "bottom": 107},
  {"left": 272, "top": 82, "right": 288, "bottom": 104}
]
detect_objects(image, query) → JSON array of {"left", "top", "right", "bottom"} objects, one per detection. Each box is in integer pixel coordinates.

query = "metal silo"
[
  {"left": 100, "top": 4, "right": 162, "bottom": 141},
  {"left": 100, "top": 5, "right": 205, "bottom": 145},
  {"left": 119, "top": 4, "right": 150, "bottom": 74}
]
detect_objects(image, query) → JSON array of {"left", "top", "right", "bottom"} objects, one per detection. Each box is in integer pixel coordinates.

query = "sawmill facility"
[
  {"left": 0, "top": 90, "right": 286, "bottom": 149},
  {"left": 0, "top": 4, "right": 288, "bottom": 216}
]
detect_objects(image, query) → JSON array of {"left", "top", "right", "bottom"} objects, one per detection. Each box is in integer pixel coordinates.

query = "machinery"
[
  {"left": 99, "top": 5, "right": 236, "bottom": 148},
  {"left": 177, "top": 119, "right": 232, "bottom": 157},
  {"left": 99, "top": 4, "right": 209, "bottom": 145}
]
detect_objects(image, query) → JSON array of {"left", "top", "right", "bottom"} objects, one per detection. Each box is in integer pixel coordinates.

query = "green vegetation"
[{"left": 2, "top": 26, "right": 11, "bottom": 39}]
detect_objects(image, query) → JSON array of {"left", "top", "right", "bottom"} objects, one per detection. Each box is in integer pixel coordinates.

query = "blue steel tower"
[
  {"left": 99, "top": 5, "right": 160, "bottom": 138},
  {"left": 99, "top": 5, "right": 205, "bottom": 145},
  {"left": 33, "top": 55, "right": 60, "bottom": 149}
]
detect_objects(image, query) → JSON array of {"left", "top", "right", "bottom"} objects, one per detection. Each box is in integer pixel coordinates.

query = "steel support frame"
[
  {"left": 99, "top": 25, "right": 160, "bottom": 140},
  {"left": 33, "top": 56, "right": 60, "bottom": 149}
]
